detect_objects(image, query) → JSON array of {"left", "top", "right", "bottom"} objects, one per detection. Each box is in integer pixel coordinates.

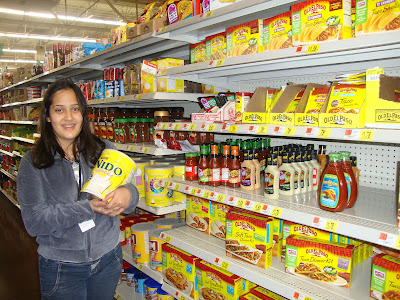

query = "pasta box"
[
  {"left": 162, "top": 243, "right": 199, "bottom": 299},
  {"left": 285, "top": 235, "right": 354, "bottom": 288},
  {"left": 371, "top": 254, "right": 400, "bottom": 299}
]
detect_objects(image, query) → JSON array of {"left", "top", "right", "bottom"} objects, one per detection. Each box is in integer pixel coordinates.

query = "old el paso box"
[
  {"left": 226, "top": 211, "right": 273, "bottom": 269},
  {"left": 206, "top": 31, "right": 227, "bottom": 60},
  {"left": 210, "top": 202, "right": 230, "bottom": 240},
  {"left": 285, "top": 235, "right": 354, "bottom": 288},
  {"left": 162, "top": 243, "right": 199, "bottom": 299},
  {"left": 195, "top": 260, "right": 244, "bottom": 300},
  {"left": 291, "top": 0, "right": 352, "bottom": 46},
  {"left": 263, "top": 11, "right": 293, "bottom": 51},
  {"left": 365, "top": 68, "right": 400, "bottom": 128},
  {"left": 190, "top": 41, "right": 207, "bottom": 63},
  {"left": 242, "top": 87, "right": 277, "bottom": 124},
  {"left": 186, "top": 196, "right": 210, "bottom": 235},
  {"left": 371, "top": 254, "right": 400, "bottom": 299},
  {"left": 226, "top": 20, "right": 264, "bottom": 57}
]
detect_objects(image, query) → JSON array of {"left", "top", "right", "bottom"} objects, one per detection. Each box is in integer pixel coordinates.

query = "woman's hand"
[
  {"left": 102, "top": 187, "right": 131, "bottom": 217},
  {"left": 89, "top": 197, "right": 105, "bottom": 214}
]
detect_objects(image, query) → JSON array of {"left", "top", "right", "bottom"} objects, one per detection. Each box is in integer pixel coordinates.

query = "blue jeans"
[{"left": 38, "top": 244, "right": 122, "bottom": 300}]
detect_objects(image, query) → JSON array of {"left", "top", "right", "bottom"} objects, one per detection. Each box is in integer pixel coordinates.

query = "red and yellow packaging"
[
  {"left": 351, "top": 0, "right": 356, "bottom": 37},
  {"left": 206, "top": 32, "right": 227, "bottom": 60},
  {"left": 371, "top": 254, "right": 400, "bottom": 299},
  {"left": 326, "top": 83, "right": 366, "bottom": 114},
  {"left": 195, "top": 260, "right": 245, "bottom": 300},
  {"left": 285, "top": 235, "right": 354, "bottom": 288},
  {"left": 291, "top": 0, "right": 352, "bottom": 46},
  {"left": 304, "top": 87, "right": 330, "bottom": 113},
  {"left": 250, "top": 286, "right": 288, "bottom": 300},
  {"left": 355, "top": 0, "right": 400, "bottom": 37},
  {"left": 210, "top": 202, "right": 230, "bottom": 240},
  {"left": 190, "top": 41, "right": 207, "bottom": 63},
  {"left": 226, "top": 20, "right": 264, "bottom": 57},
  {"left": 157, "top": 58, "right": 185, "bottom": 92},
  {"left": 226, "top": 211, "right": 273, "bottom": 269},
  {"left": 263, "top": 11, "right": 293, "bottom": 51},
  {"left": 186, "top": 196, "right": 210, "bottom": 235},
  {"left": 162, "top": 243, "right": 199, "bottom": 298}
]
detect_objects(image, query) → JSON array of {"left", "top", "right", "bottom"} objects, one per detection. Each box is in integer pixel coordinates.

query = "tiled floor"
[{"left": 0, "top": 192, "right": 40, "bottom": 299}]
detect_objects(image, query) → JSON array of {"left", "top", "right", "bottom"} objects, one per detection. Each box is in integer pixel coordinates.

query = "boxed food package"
[
  {"left": 351, "top": 0, "right": 356, "bottom": 37},
  {"left": 285, "top": 235, "right": 354, "bottom": 288},
  {"left": 209, "top": 0, "right": 241, "bottom": 11},
  {"left": 291, "top": 0, "right": 352, "bottom": 46},
  {"left": 365, "top": 68, "right": 400, "bottom": 128},
  {"left": 186, "top": 196, "right": 210, "bottom": 235},
  {"left": 206, "top": 31, "right": 227, "bottom": 60},
  {"left": 250, "top": 286, "right": 288, "bottom": 300},
  {"left": 269, "top": 85, "right": 307, "bottom": 126},
  {"left": 226, "top": 20, "right": 264, "bottom": 57},
  {"left": 195, "top": 260, "right": 245, "bottom": 300},
  {"left": 157, "top": 58, "right": 185, "bottom": 92},
  {"left": 295, "top": 83, "right": 330, "bottom": 126},
  {"left": 272, "top": 218, "right": 283, "bottom": 258},
  {"left": 137, "top": 16, "right": 168, "bottom": 35},
  {"left": 190, "top": 41, "right": 207, "bottom": 63},
  {"left": 162, "top": 243, "right": 199, "bottom": 298},
  {"left": 241, "top": 88, "right": 277, "bottom": 123},
  {"left": 263, "top": 11, "right": 293, "bottom": 51},
  {"left": 355, "top": 0, "right": 400, "bottom": 37},
  {"left": 210, "top": 202, "right": 230, "bottom": 239},
  {"left": 235, "top": 92, "right": 253, "bottom": 123},
  {"left": 141, "top": 60, "right": 157, "bottom": 94},
  {"left": 371, "top": 254, "right": 400, "bottom": 299},
  {"left": 167, "top": 0, "right": 201, "bottom": 24},
  {"left": 126, "top": 23, "right": 138, "bottom": 39},
  {"left": 226, "top": 211, "right": 274, "bottom": 269}
]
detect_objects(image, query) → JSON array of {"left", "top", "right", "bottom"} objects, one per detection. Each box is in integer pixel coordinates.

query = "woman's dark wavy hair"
[{"left": 31, "top": 78, "right": 105, "bottom": 168}]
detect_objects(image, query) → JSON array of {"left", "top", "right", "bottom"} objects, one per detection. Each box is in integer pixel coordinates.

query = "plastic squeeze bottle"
[
  {"left": 291, "top": 151, "right": 302, "bottom": 195},
  {"left": 311, "top": 150, "right": 321, "bottom": 191},
  {"left": 241, "top": 150, "right": 256, "bottom": 190},
  {"left": 265, "top": 153, "right": 280, "bottom": 199},
  {"left": 279, "top": 152, "right": 295, "bottom": 195},
  {"left": 340, "top": 151, "right": 358, "bottom": 208}
]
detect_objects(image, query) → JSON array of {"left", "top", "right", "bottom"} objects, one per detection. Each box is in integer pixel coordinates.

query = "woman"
[{"left": 17, "top": 78, "right": 139, "bottom": 299}]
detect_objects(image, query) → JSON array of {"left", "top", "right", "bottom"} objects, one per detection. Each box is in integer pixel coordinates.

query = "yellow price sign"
[
  {"left": 253, "top": 203, "right": 262, "bottom": 213},
  {"left": 359, "top": 130, "right": 374, "bottom": 141},
  {"left": 395, "top": 237, "right": 400, "bottom": 250},
  {"left": 174, "top": 184, "right": 181, "bottom": 191},
  {"left": 163, "top": 181, "right": 170, "bottom": 188},
  {"left": 136, "top": 94, "right": 142, "bottom": 100},
  {"left": 165, "top": 236, "right": 171, "bottom": 243},
  {"left": 318, "top": 128, "right": 331, "bottom": 138},
  {"left": 203, "top": 191, "right": 211, "bottom": 199},
  {"left": 190, "top": 188, "right": 198, "bottom": 195},
  {"left": 129, "top": 145, "right": 135, "bottom": 151},
  {"left": 179, "top": 295, "right": 186, "bottom": 300},
  {"left": 324, "top": 220, "right": 339, "bottom": 232},
  {"left": 188, "top": 124, "right": 197, "bottom": 131},
  {"left": 237, "top": 199, "right": 245, "bottom": 208},
  {"left": 143, "top": 147, "right": 149, "bottom": 154},
  {"left": 216, "top": 59, "right": 225, "bottom": 67},
  {"left": 208, "top": 124, "right": 216, "bottom": 132},
  {"left": 221, "top": 261, "right": 230, "bottom": 270},
  {"left": 174, "top": 123, "right": 181, "bottom": 130},
  {"left": 206, "top": 11, "right": 214, "bottom": 17},
  {"left": 228, "top": 125, "right": 238, "bottom": 133},
  {"left": 216, "top": 194, "right": 225, "bottom": 202},
  {"left": 271, "top": 207, "right": 282, "bottom": 218},
  {"left": 116, "top": 295, "right": 121, "bottom": 300},
  {"left": 306, "top": 44, "right": 320, "bottom": 54},
  {"left": 257, "top": 126, "right": 268, "bottom": 134},
  {"left": 138, "top": 264, "right": 144, "bottom": 271},
  {"left": 161, "top": 123, "right": 168, "bottom": 130},
  {"left": 284, "top": 127, "right": 295, "bottom": 136}
]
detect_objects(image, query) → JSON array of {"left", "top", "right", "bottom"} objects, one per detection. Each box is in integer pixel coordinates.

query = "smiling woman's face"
[{"left": 47, "top": 89, "right": 83, "bottom": 152}]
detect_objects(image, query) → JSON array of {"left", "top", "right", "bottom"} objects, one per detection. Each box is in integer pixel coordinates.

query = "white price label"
[
  {"left": 227, "top": 196, "right": 238, "bottom": 206},
  {"left": 200, "top": 124, "right": 207, "bottom": 131},
  {"left": 208, "top": 60, "right": 218, "bottom": 68},
  {"left": 221, "top": 124, "right": 229, "bottom": 132},
  {"left": 312, "top": 217, "right": 327, "bottom": 230},
  {"left": 305, "top": 127, "right": 318, "bottom": 138},
  {"left": 248, "top": 125, "right": 259, "bottom": 134},
  {"left": 209, "top": 192, "right": 217, "bottom": 201},
  {"left": 343, "top": 129, "right": 360, "bottom": 140},
  {"left": 378, "top": 232, "right": 397, "bottom": 248},
  {"left": 273, "top": 126, "right": 284, "bottom": 135},
  {"left": 243, "top": 200, "right": 255, "bottom": 211}
]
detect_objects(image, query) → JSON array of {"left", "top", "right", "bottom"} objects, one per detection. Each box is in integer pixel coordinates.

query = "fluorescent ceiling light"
[
  {"left": 0, "top": 59, "right": 43, "bottom": 63},
  {"left": 0, "top": 7, "right": 125, "bottom": 25},
  {"left": 3, "top": 49, "right": 37, "bottom": 53},
  {"left": 0, "top": 32, "right": 96, "bottom": 43}
]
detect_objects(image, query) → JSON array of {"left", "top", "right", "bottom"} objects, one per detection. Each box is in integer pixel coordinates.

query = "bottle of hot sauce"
[
  {"left": 198, "top": 144, "right": 210, "bottom": 185},
  {"left": 229, "top": 145, "right": 241, "bottom": 188},
  {"left": 221, "top": 144, "right": 230, "bottom": 186},
  {"left": 340, "top": 151, "right": 358, "bottom": 208},
  {"left": 209, "top": 144, "right": 221, "bottom": 187},
  {"left": 318, "top": 153, "right": 348, "bottom": 212}
]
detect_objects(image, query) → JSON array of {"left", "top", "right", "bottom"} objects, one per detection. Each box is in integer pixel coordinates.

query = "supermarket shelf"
[
  {"left": 0, "top": 149, "right": 14, "bottom": 157},
  {"left": 12, "top": 151, "right": 23, "bottom": 158},
  {"left": 0, "top": 188, "right": 19, "bottom": 209},
  {"left": 161, "top": 226, "right": 371, "bottom": 300},
  {"left": 0, "top": 120, "right": 38, "bottom": 125},
  {"left": 0, "top": 135, "right": 12, "bottom": 140},
  {"left": 114, "top": 283, "right": 135, "bottom": 300},
  {"left": 0, "top": 168, "right": 17, "bottom": 181},
  {"left": 156, "top": 122, "right": 400, "bottom": 144},
  {"left": 161, "top": 282, "right": 197, "bottom": 300},
  {"left": 12, "top": 136, "right": 36, "bottom": 144},
  {"left": 122, "top": 244, "right": 164, "bottom": 284},
  {"left": 137, "top": 198, "right": 186, "bottom": 216},
  {"left": 113, "top": 143, "right": 186, "bottom": 156},
  {"left": 1, "top": 98, "right": 43, "bottom": 108},
  {"left": 87, "top": 93, "right": 211, "bottom": 106},
  {"left": 158, "top": 178, "right": 400, "bottom": 251}
]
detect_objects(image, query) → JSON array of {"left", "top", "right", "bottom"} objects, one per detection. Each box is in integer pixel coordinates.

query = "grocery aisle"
[{"left": 0, "top": 193, "right": 40, "bottom": 299}]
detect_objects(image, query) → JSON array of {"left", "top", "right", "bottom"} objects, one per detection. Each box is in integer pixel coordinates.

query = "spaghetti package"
[
  {"left": 304, "top": 87, "right": 330, "bottom": 113},
  {"left": 263, "top": 11, "right": 293, "bottom": 51},
  {"left": 285, "top": 235, "right": 354, "bottom": 288},
  {"left": 371, "top": 254, "right": 400, "bottom": 299},
  {"left": 326, "top": 83, "right": 366, "bottom": 113},
  {"left": 291, "top": 0, "right": 352, "bottom": 46}
]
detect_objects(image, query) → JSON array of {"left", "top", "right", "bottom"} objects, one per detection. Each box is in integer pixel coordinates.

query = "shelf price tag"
[
  {"left": 115, "top": 295, "right": 121, "bottom": 300},
  {"left": 208, "top": 124, "right": 216, "bottom": 132},
  {"left": 271, "top": 207, "right": 282, "bottom": 218},
  {"left": 203, "top": 190, "right": 211, "bottom": 199},
  {"left": 318, "top": 128, "right": 331, "bottom": 138},
  {"left": 257, "top": 126, "right": 268, "bottom": 134},
  {"left": 221, "top": 124, "right": 229, "bottom": 132},
  {"left": 324, "top": 220, "right": 339, "bottom": 232},
  {"left": 359, "top": 130, "right": 374, "bottom": 141},
  {"left": 182, "top": 123, "right": 190, "bottom": 131},
  {"left": 163, "top": 181, "right": 170, "bottom": 188},
  {"left": 237, "top": 199, "right": 245, "bottom": 208},
  {"left": 253, "top": 203, "right": 263, "bottom": 212},
  {"left": 293, "top": 292, "right": 314, "bottom": 300},
  {"left": 216, "top": 59, "right": 225, "bottom": 67},
  {"left": 305, "top": 127, "right": 318, "bottom": 137},
  {"left": 344, "top": 129, "right": 360, "bottom": 140},
  {"left": 306, "top": 44, "right": 320, "bottom": 54},
  {"left": 201, "top": 124, "right": 207, "bottom": 131},
  {"left": 161, "top": 123, "right": 168, "bottom": 130},
  {"left": 249, "top": 125, "right": 259, "bottom": 134},
  {"left": 228, "top": 125, "right": 238, "bottom": 133},
  {"left": 190, "top": 188, "right": 198, "bottom": 195},
  {"left": 273, "top": 126, "right": 284, "bottom": 135},
  {"left": 216, "top": 194, "right": 225, "bottom": 202},
  {"left": 179, "top": 295, "right": 186, "bottom": 300},
  {"left": 227, "top": 197, "right": 238, "bottom": 206},
  {"left": 378, "top": 232, "right": 399, "bottom": 249},
  {"left": 209, "top": 192, "right": 217, "bottom": 201},
  {"left": 244, "top": 200, "right": 254, "bottom": 210},
  {"left": 165, "top": 236, "right": 171, "bottom": 243},
  {"left": 138, "top": 264, "right": 144, "bottom": 271},
  {"left": 174, "top": 184, "right": 181, "bottom": 191},
  {"left": 214, "top": 257, "right": 230, "bottom": 270},
  {"left": 143, "top": 147, "right": 149, "bottom": 154},
  {"left": 188, "top": 124, "right": 197, "bottom": 131},
  {"left": 312, "top": 217, "right": 327, "bottom": 230},
  {"left": 174, "top": 123, "right": 181, "bottom": 130},
  {"left": 284, "top": 127, "right": 295, "bottom": 136}
]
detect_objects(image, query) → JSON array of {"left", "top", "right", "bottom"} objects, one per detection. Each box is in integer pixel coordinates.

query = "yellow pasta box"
[
  {"left": 371, "top": 254, "right": 400, "bottom": 299},
  {"left": 263, "top": 11, "right": 293, "bottom": 51},
  {"left": 355, "top": 0, "right": 400, "bottom": 37},
  {"left": 226, "top": 20, "right": 264, "bottom": 57},
  {"left": 291, "top": 0, "right": 352, "bottom": 46},
  {"left": 206, "top": 31, "right": 227, "bottom": 60},
  {"left": 190, "top": 41, "right": 207, "bottom": 63},
  {"left": 285, "top": 235, "right": 354, "bottom": 288},
  {"left": 186, "top": 196, "right": 210, "bottom": 235},
  {"left": 210, "top": 202, "right": 229, "bottom": 240},
  {"left": 195, "top": 260, "right": 245, "bottom": 300},
  {"left": 226, "top": 211, "right": 273, "bottom": 269},
  {"left": 162, "top": 243, "right": 199, "bottom": 299}
]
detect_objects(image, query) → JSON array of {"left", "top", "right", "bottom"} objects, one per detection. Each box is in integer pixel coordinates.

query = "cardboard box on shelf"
[
  {"left": 226, "top": 19, "right": 264, "bottom": 57},
  {"left": 365, "top": 68, "right": 400, "bottom": 128},
  {"left": 140, "top": 60, "right": 157, "bottom": 93},
  {"left": 137, "top": 16, "right": 168, "bottom": 36},
  {"left": 205, "top": 31, "right": 227, "bottom": 60},
  {"left": 295, "top": 83, "right": 330, "bottom": 127},
  {"left": 126, "top": 23, "right": 138, "bottom": 39},
  {"left": 242, "top": 87, "right": 277, "bottom": 124},
  {"left": 190, "top": 41, "right": 207, "bottom": 63},
  {"left": 263, "top": 11, "right": 293, "bottom": 51},
  {"left": 156, "top": 58, "right": 185, "bottom": 92},
  {"left": 191, "top": 100, "right": 235, "bottom": 123}
]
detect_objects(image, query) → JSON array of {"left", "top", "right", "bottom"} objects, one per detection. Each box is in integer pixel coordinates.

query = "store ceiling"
[{"left": 0, "top": 0, "right": 158, "bottom": 70}]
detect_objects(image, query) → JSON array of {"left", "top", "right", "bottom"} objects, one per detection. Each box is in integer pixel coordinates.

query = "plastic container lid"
[
  {"left": 145, "top": 278, "right": 161, "bottom": 289},
  {"left": 149, "top": 228, "right": 165, "bottom": 239},
  {"left": 157, "top": 287, "right": 169, "bottom": 295}
]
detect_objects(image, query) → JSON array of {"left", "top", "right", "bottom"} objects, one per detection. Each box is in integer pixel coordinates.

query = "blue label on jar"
[
  {"left": 320, "top": 174, "right": 340, "bottom": 208},
  {"left": 344, "top": 172, "right": 351, "bottom": 202}
]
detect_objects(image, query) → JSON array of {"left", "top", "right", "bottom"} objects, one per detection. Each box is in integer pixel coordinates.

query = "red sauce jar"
[{"left": 185, "top": 152, "right": 198, "bottom": 181}]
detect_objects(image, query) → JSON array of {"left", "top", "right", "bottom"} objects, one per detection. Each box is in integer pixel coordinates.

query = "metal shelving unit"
[
  {"left": 0, "top": 168, "right": 17, "bottom": 181},
  {"left": 113, "top": 143, "right": 187, "bottom": 156},
  {"left": 0, "top": 149, "right": 15, "bottom": 157},
  {"left": 136, "top": 198, "right": 186, "bottom": 216},
  {"left": 1, "top": 98, "right": 43, "bottom": 108},
  {"left": 114, "top": 283, "right": 135, "bottom": 300},
  {"left": 12, "top": 137, "right": 36, "bottom": 144},
  {"left": 0, "top": 120, "right": 38, "bottom": 125},
  {"left": 0, "top": 188, "right": 19, "bottom": 208}
]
